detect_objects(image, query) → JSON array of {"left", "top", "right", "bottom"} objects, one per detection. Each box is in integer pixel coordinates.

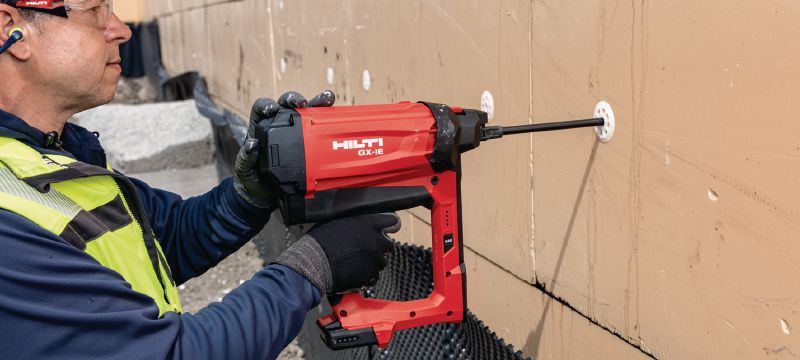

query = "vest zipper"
[{"left": 111, "top": 175, "right": 174, "bottom": 307}]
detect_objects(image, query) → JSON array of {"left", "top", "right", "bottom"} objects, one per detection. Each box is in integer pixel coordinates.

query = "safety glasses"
[
  {"left": 14, "top": 0, "right": 113, "bottom": 28},
  {"left": 64, "top": 0, "right": 113, "bottom": 29}
]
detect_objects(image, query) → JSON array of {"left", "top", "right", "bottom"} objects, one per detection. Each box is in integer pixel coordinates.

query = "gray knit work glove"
[
  {"left": 233, "top": 90, "right": 336, "bottom": 208},
  {"left": 273, "top": 213, "right": 401, "bottom": 294}
]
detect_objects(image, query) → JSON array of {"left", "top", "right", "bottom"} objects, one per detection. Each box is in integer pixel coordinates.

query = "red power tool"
[{"left": 253, "top": 101, "right": 606, "bottom": 350}]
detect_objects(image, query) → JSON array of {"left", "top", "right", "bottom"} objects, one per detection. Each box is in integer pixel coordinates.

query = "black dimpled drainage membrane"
[{"left": 303, "top": 243, "right": 532, "bottom": 360}]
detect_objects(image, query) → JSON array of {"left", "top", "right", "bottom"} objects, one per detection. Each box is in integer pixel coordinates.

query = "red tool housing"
[{"left": 254, "top": 101, "right": 488, "bottom": 349}]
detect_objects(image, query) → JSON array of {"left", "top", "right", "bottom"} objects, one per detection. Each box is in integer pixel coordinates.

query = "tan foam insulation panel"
[
  {"left": 115, "top": 0, "right": 142, "bottom": 23},
  {"left": 142, "top": 0, "right": 800, "bottom": 359}
]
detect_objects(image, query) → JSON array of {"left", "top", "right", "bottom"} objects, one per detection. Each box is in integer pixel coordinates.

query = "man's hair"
[{"left": 0, "top": 0, "right": 47, "bottom": 23}]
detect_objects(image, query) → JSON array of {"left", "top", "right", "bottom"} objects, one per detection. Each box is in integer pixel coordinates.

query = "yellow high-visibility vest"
[{"left": 0, "top": 137, "right": 182, "bottom": 315}]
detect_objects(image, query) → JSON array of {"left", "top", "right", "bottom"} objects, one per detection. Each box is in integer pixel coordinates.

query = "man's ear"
[{"left": 0, "top": 4, "right": 31, "bottom": 61}]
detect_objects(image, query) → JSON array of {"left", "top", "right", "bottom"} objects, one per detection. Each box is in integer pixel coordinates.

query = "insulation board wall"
[
  {"left": 115, "top": 0, "right": 142, "bottom": 23},
  {"left": 140, "top": 1, "right": 800, "bottom": 359}
]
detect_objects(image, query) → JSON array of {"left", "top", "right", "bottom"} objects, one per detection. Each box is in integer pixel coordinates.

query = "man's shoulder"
[
  {"left": 0, "top": 208, "right": 76, "bottom": 253},
  {"left": 0, "top": 208, "right": 45, "bottom": 232}
]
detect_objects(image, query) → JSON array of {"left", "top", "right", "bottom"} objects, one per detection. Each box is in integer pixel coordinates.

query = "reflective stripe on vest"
[{"left": 0, "top": 137, "right": 182, "bottom": 315}]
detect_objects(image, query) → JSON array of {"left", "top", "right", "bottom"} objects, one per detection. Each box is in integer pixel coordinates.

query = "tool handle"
[{"left": 318, "top": 170, "right": 466, "bottom": 349}]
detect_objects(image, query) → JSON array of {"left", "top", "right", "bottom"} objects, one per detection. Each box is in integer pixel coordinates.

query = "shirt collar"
[{"left": 0, "top": 108, "right": 107, "bottom": 167}]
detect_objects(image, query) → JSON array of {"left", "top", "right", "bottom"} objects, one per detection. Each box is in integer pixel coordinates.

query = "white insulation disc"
[
  {"left": 593, "top": 101, "right": 615, "bottom": 143},
  {"left": 480, "top": 90, "right": 494, "bottom": 121}
]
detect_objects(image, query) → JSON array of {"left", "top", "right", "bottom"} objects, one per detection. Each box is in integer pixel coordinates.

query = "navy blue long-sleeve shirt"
[{"left": 0, "top": 109, "right": 320, "bottom": 359}]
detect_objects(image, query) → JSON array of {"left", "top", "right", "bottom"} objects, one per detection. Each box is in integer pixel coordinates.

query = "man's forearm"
[
  {"left": 174, "top": 265, "right": 321, "bottom": 360},
  {"left": 0, "top": 211, "right": 319, "bottom": 360},
  {"left": 131, "top": 176, "right": 273, "bottom": 284}
]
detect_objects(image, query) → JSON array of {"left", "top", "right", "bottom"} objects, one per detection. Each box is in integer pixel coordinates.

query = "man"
[{"left": 0, "top": 1, "right": 398, "bottom": 359}]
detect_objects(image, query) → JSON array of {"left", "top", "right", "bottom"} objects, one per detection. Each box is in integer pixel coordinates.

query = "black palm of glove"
[
  {"left": 274, "top": 213, "right": 400, "bottom": 294},
  {"left": 233, "top": 90, "right": 336, "bottom": 209}
]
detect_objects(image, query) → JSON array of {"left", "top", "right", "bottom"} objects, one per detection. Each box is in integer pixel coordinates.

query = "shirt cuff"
[{"left": 220, "top": 177, "right": 274, "bottom": 225}]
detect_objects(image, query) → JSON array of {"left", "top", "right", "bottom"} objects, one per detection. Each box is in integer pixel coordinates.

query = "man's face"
[{"left": 27, "top": 0, "right": 131, "bottom": 112}]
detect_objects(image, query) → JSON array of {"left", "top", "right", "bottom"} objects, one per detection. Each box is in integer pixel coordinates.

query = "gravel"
[{"left": 72, "top": 100, "right": 214, "bottom": 173}]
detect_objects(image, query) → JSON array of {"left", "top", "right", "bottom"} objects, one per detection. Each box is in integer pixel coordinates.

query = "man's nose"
[{"left": 105, "top": 13, "right": 132, "bottom": 44}]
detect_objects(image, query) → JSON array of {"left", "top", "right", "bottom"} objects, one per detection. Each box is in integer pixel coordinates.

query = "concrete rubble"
[{"left": 72, "top": 100, "right": 214, "bottom": 174}]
